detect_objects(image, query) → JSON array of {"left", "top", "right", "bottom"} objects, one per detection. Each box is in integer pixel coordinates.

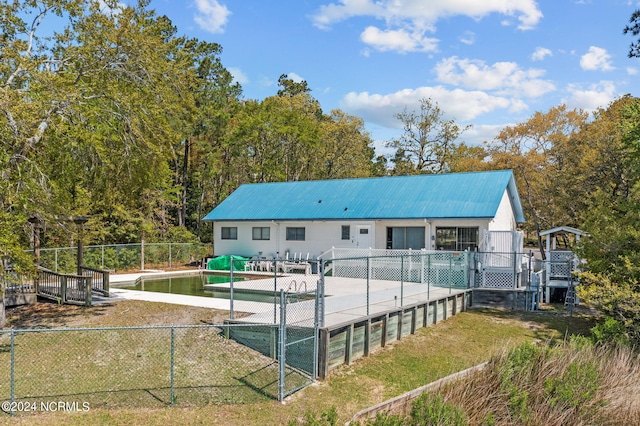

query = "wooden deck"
[{"left": 3, "top": 266, "right": 110, "bottom": 307}]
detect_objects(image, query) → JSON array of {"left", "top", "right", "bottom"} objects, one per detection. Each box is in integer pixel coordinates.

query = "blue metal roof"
[{"left": 203, "top": 170, "right": 525, "bottom": 222}]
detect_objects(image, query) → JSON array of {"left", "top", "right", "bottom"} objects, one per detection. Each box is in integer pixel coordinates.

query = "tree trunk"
[{"left": 178, "top": 138, "right": 190, "bottom": 227}]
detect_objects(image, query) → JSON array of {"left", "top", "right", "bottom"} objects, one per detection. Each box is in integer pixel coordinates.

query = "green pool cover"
[{"left": 206, "top": 255, "right": 250, "bottom": 271}]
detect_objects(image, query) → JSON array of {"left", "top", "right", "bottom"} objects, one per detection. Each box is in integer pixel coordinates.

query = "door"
[{"left": 355, "top": 225, "right": 372, "bottom": 248}]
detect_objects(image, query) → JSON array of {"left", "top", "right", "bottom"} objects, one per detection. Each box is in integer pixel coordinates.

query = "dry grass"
[{"left": 412, "top": 340, "right": 640, "bottom": 426}]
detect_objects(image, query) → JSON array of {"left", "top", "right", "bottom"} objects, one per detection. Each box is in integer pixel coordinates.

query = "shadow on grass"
[
  {"left": 468, "top": 306, "right": 598, "bottom": 343},
  {"left": 3, "top": 299, "right": 112, "bottom": 329},
  {"left": 0, "top": 380, "right": 278, "bottom": 417}
]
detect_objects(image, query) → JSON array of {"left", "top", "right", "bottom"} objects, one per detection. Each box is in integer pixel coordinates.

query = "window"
[
  {"left": 435, "top": 227, "right": 479, "bottom": 251},
  {"left": 221, "top": 227, "right": 237, "bottom": 240},
  {"left": 341, "top": 225, "right": 350, "bottom": 240},
  {"left": 386, "top": 227, "right": 425, "bottom": 249},
  {"left": 252, "top": 227, "right": 270, "bottom": 240},
  {"left": 286, "top": 227, "right": 305, "bottom": 241}
]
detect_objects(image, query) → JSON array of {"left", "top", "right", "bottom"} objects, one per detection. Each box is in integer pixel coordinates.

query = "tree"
[
  {"left": 487, "top": 105, "right": 589, "bottom": 251},
  {"left": 446, "top": 143, "right": 490, "bottom": 173},
  {"left": 0, "top": 0, "right": 240, "bottom": 259},
  {"left": 576, "top": 97, "right": 640, "bottom": 344},
  {"left": 624, "top": 9, "right": 640, "bottom": 58},
  {"left": 386, "top": 98, "right": 470, "bottom": 174},
  {"left": 313, "top": 110, "right": 375, "bottom": 179},
  {"left": 276, "top": 74, "right": 312, "bottom": 97}
]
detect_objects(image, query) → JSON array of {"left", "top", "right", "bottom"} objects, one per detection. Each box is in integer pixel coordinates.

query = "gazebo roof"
[{"left": 539, "top": 226, "right": 587, "bottom": 237}]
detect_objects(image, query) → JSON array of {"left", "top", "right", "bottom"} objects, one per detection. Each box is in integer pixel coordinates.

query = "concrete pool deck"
[{"left": 106, "top": 269, "right": 467, "bottom": 328}]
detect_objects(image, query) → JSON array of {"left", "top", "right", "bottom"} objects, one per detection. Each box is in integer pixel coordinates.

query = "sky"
[{"left": 142, "top": 0, "right": 639, "bottom": 153}]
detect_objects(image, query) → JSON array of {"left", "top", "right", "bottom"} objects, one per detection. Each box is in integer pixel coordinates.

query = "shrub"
[{"left": 408, "top": 393, "right": 467, "bottom": 426}]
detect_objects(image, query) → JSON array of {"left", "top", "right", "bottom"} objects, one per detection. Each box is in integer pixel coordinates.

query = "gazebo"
[{"left": 538, "top": 226, "right": 587, "bottom": 303}]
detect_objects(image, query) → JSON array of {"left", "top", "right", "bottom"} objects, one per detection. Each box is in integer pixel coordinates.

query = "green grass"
[{"left": 0, "top": 301, "right": 596, "bottom": 425}]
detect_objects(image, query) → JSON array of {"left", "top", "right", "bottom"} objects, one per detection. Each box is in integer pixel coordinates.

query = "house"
[{"left": 202, "top": 170, "right": 525, "bottom": 259}]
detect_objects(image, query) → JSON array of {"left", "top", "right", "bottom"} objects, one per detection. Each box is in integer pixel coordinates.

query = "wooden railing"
[
  {"left": 1, "top": 269, "right": 36, "bottom": 297},
  {"left": 79, "top": 265, "right": 110, "bottom": 297},
  {"left": 37, "top": 267, "right": 92, "bottom": 306}
]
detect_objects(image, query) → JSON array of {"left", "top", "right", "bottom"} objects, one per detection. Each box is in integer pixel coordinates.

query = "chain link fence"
[
  {"left": 33, "top": 243, "right": 211, "bottom": 274},
  {"left": 0, "top": 319, "right": 317, "bottom": 416}
]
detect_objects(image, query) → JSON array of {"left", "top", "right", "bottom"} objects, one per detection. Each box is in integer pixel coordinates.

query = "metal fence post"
[
  {"left": 273, "top": 260, "right": 278, "bottom": 324},
  {"left": 400, "top": 255, "right": 404, "bottom": 307},
  {"left": 278, "top": 289, "right": 286, "bottom": 402},
  {"left": 230, "top": 261, "right": 234, "bottom": 320},
  {"left": 366, "top": 257, "right": 370, "bottom": 316},
  {"left": 449, "top": 255, "right": 453, "bottom": 294},
  {"left": 170, "top": 326, "right": 175, "bottom": 405},
  {"left": 318, "top": 259, "right": 325, "bottom": 328},
  {"left": 427, "top": 254, "right": 431, "bottom": 301},
  {"left": 10, "top": 330, "right": 15, "bottom": 407},
  {"left": 169, "top": 243, "right": 172, "bottom": 269}
]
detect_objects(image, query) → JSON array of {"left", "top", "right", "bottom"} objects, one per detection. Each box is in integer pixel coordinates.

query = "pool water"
[
  {"left": 123, "top": 274, "right": 243, "bottom": 298},
  {"left": 120, "top": 273, "right": 313, "bottom": 303}
]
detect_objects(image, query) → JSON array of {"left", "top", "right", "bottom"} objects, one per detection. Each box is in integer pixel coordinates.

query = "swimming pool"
[
  {"left": 117, "top": 272, "right": 312, "bottom": 303},
  {"left": 119, "top": 273, "right": 241, "bottom": 296}
]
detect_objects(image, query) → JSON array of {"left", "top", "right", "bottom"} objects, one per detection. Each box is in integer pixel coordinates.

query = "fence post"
[
  {"left": 318, "top": 260, "right": 325, "bottom": 328},
  {"left": 421, "top": 250, "right": 425, "bottom": 285},
  {"left": 141, "top": 240, "right": 145, "bottom": 271},
  {"left": 10, "top": 330, "right": 15, "bottom": 408},
  {"left": 427, "top": 254, "right": 431, "bottom": 301},
  {"left": 400, "top": 255, "right": 404, "bottom": 307},
  {"left": 169, "top": 243, "right": 172, "bottom": 269},
  {"left": 170, "top": 326, "right": 175, "bottom": 405},
  {"left": 278, "top": 289, "right": 286, "bottom": 402},
  {"left": 273, "top": 260, "right": 278, "bottom": 324},
  {"left": 366, "top": 257, "right": 370, "bottom": 316},
  {"left": 229, "top": 260, "right": 234, "bottom": 320},
  {"left": 61, "top": 275, "right": 67, "bottom": 304},
  {"left": 84, "top": 276, "right": 91, "bottom": 307},
  {"left": 449, "top": 255, "right": 453, "bottom": 294}
]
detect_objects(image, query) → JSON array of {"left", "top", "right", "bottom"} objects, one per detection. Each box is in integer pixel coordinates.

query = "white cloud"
[
  {"left": 627, "top": 66, "right": 638, "bottom": 75},
  {"left": 311, "top": 0, "right": 542, "bottom": 53},
  {"left": 580, "top": 46, "right": 614, "bottom": 71},
  {"left": 563, "top": 81, "right": 616, "bottom": 111},
  {"left": 312, "top": 0, "right": 542, "bottom": 30},
  {"left": 227, "top": 67, "right": 248, "bottom": 85},
  {"left": 193, "top": 0, "right": 231, "bottom": 34},
  {"left": 459, "top": 31, "right": 475, "bottom": 45},
  {"left": 339, "top": 86, "right": 521, "bottom": 129},
  {"left": 531, "top": 47, "right": 552, "bottom": 61},
  {"left": 287, "top": 72, "right": 305, "bottom": 83},
  {"left": 434, "top": 57, "right": 555, "bottom": 98},
  {"left": 360, "top": 26, "right": 439, "bottom": 53}
]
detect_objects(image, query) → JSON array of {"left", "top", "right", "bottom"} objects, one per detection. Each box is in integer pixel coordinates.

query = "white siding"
[
  {"left": 213, "top": 221, "right": 376, "bottom": 259},
  {"left": 489, "top": 190, "right": 517, "bottom": 231},
  {"left": 213, "top": 217, "right": 507, "bottom": 257}
]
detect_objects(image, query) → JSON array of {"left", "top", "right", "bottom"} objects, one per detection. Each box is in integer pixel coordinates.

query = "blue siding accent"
[{"left": 203, "top": 170, "right": 525, "bottom": 222}]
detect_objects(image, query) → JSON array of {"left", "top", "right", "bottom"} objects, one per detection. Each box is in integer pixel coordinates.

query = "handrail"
[
  {"left": 79, "top": 265, "right": 110, "bottom": 297},
  {"left": 37, "top": 266, "right": 92, "bottom": 306}
]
